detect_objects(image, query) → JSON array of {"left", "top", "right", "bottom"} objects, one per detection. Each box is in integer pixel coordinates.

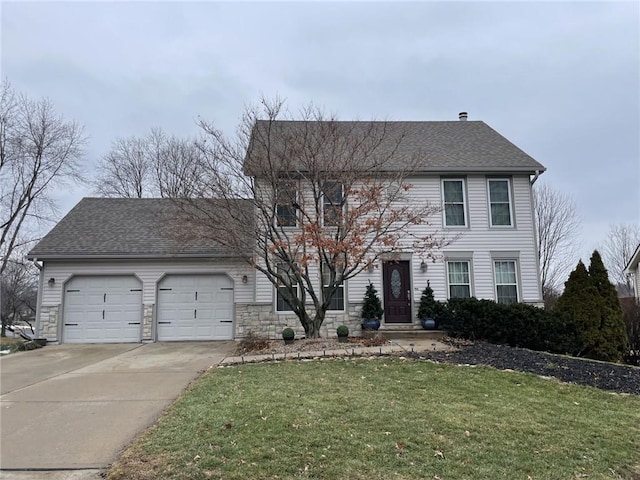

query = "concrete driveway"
[{"left": 0, "top": 342, "right": 234, "bottom": 474}]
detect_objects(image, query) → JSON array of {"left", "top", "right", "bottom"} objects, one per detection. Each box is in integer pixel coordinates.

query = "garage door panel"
[
  {"left": 63, "top": 276, "right": 142, "bottom": 343},
  {"left": 157, "top": 275, "right": 234, "bottom": 341}
]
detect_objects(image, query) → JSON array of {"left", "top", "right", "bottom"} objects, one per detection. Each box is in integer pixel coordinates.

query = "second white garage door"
[{"left": 156, "top": 275, "right": 234, "bottom": 341}]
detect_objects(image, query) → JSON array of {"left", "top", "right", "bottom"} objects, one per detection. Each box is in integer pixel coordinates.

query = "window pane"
[
  {"left": 450, "top": 284, "right": 470, "bottom": 299},
  {"left": 277, "top": 286, "right": 296, "bottom": 311},
  {"left": 324, "top": 286, "right": 344, "bottom": 311},
  {"left": 489, "top": 180, "right": 509, "bottom": 202},
  {"left": 277, "top": 205, "right": 297, "bottom": 226},
  {"left": 444, "top": 181, "right": 463, "bottom": 202},
  {"left": 490, "top": 203, "right": 511, "bottom": 226},
  {"left": 496, "top": 285, "right": 518, "bottom": 304},
  {"left": 323, "top": 182, "right": 343, "bottom": 226},
  {"left": 445, "top": 204, "right": 465, "bottom": 226},
  {"left": 494, "top": 261, "right": 516, "bottom": 283}
]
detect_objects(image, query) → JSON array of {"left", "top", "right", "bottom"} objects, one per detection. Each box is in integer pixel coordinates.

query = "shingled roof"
[
  {"left": 244, "top": 120, "right": 545, "bottom": 175},
  {"left": 28, "top": 198, "right": 252, "bottom": 259}
]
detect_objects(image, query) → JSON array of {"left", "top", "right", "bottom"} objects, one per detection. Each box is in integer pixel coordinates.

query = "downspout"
[
  {"left": 32, "top": 258, "right": 44, "bottom": 339},
  {"left": 529, "top": 171, "right": 544, "bottom": 305}
]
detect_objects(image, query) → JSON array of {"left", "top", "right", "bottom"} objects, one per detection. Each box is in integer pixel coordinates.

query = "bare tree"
[
  {"left": 0, "top": 254, "right": 38, "bottom": 337},
  {"left": 94, "top": 136, "right": 151, "bottom": 198},
  {"left": 94, "top": 128, "right": 205, "bottom": 198},
  {"left": 533, "top": 182, "right": 581, "bottom": 307},
  {"left": 0, "top": 81, "right": 86, "bottom": 276},
  {"left": 173, "top": 98, "right": 449, "bottom": 338},
  {"left": 601, "top": 223, "right": 640, "bottom": 296}
]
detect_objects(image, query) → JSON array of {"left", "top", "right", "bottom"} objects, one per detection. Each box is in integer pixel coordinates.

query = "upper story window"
[
  {"left": 446, "top": 260, "right": 471, "bottom": 298},
  {"left": 276, "top": 181, "right": 298, "bottom": 227},
  {"left": 322, "top": 181, "right": 344, "bottom": 227},
  {"left": 488, "top": 179, "right": 513, "bottom": 227},
  {"left": 322, "top": 265, "right": 345, "bottom": 311},
  {"left": 494, "top": 260, "right": 518, "bottom": 304},
  {"left": 442, "top": 179, "right": 467, "bottom": 227}
]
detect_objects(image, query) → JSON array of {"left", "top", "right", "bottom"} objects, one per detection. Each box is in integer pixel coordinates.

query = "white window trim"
[
  {"left": 446, "top": 259, "right": 473, "bottom": 299},
  {"left": 487, "top": 178, "right": 514, "bottom": 228},
  {"left": 441, "top": 178, "right": 468, "bottom": 228},
  {"left": 492, "top": 259, "right": 520, "bottom": 304}
]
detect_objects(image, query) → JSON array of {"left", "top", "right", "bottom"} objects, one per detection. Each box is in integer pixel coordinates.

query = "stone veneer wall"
[
  {"left": 235, "top": 302, "right": 364, "bottom": 340},
  {"left": 38, "top": 305, "right": 60, "bottom": 341},
  {"left": 143, "top": 304, "right": 154, "bottom": 341}
]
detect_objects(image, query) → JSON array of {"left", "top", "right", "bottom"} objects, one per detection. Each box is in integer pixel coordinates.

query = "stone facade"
[
  {"left": 38, "top": 305, "right": 60, "bottom": 341},
  {"left": 143, "top": 304, "right": 154, "bottom": 341},
  {"left": 235, "top": 302, "right": 364, "bottom": 339}
]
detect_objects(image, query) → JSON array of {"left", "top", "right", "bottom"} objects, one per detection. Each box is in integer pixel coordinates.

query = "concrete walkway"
[{"left": 0, "top": 342, "right": 235, "bottom": 477}]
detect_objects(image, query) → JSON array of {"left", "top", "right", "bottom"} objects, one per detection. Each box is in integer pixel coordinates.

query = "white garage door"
[
  {"left": 157, "top": 275, "right": 234, "bottom": 341},
  {"left": 63, "top": 276, "right": 142, "bottom": 343}
]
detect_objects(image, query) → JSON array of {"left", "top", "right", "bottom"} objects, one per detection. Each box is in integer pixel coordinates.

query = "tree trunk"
[{"left": 302, "top": 310, "right": 325, "bottom": 339}]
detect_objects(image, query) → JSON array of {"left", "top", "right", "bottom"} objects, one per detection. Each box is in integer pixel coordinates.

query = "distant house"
[
  {"left": 624, "top": 243, "right": 640, "bottom": 300},
  {"left": 28, "top": 113, "right": 546, "bottom": 343}
]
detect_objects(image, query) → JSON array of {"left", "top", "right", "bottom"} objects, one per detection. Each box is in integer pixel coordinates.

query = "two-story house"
[{"left": 28, "top": 113, "right": 545, "bottom": 343}]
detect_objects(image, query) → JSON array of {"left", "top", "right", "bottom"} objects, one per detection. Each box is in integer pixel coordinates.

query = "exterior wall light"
[
  {"left": 420, "top": 261, "right": 428, "bottom": 273},
  {"left": 242, "top": 275, "right": 248, "bottom": 284},
  {"left": 48, "top": 277, "right": 55, "bottom": 286}
]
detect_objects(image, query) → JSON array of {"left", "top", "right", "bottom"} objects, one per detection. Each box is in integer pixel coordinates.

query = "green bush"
[
  {"left": 361, "top": 283, "right": 383, "bottom": 320},
  {"left": 440, "top": 297, "right": 579, "bottom": 355},
  {"left": 336, "top": 325, "right": 349, "bottom": 337},
  {"left": 282, "top": 327, "right": 295, "bottom": 340},
  {"left": 417, "top": 283, "right": 445, "bottom": 320},
  {"left": 554, "top": 252, "right": 628, "bottom": 362}
]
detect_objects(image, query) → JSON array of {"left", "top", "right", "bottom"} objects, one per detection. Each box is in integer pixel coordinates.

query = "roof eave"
[
  {"left": 624, "top": 243, "right": 640, "bottom": 273},
  {"left": 27, "top": 253, "right": 249, "bottom": 261}
]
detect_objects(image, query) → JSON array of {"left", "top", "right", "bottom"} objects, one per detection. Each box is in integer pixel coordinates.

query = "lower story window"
[
  {"left": 276, "top": 264, "right": 298, "bottom": 312},
  {"left": 494, "top": 260, "right": 518, "bottom": 304},
  {"left": 447, "top": 261, "right": 471, "bottom": 298},
  {"left": 322, "top": 265, "right": 345, "bottom": 311}
]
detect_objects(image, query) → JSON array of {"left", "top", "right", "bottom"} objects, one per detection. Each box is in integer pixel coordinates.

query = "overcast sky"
[{"left": 2, "top": 1, "right": 639, "bottom": 265}]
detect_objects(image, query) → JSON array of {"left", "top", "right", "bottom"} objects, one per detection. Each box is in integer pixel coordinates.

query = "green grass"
[{"left": 109, "top": 358, "right": 640, "bottom": 480}]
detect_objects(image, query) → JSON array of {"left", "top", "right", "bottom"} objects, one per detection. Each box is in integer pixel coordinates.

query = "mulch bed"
[{"left": 421, "top": 341, "right": 640, "bottom": 396}]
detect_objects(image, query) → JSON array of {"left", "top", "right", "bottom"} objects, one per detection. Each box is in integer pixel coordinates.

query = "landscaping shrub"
[
  {"left": 554, "top": 252, "right": 628, "bottom": 363},
  {"left": 440, "top": 297, "right": 579, "bottom": 355},
  {"left": 621, "top": 297, "right": 640, "bottom": 365}
]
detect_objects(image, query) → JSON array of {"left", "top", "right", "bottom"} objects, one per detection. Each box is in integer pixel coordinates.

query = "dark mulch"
[{"left": 422, "top": 341, "right": 640, "bottom": 395}]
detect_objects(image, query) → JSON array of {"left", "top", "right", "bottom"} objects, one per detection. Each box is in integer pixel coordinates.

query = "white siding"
[
  {"left": 40, "top": 259, "right": 254, "bottom": 307},
  {"left": 254, "top": 173, "right": 543, "bottom": 311}
]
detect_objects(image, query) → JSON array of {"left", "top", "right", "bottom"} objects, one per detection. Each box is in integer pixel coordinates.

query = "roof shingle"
[{"left": 28, "top": 198, "right": 250, "bottom": 259}]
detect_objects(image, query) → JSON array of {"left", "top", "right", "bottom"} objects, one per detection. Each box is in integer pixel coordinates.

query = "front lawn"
[{"left": 108, "top": 358, "right": 640, "bottom": 480}]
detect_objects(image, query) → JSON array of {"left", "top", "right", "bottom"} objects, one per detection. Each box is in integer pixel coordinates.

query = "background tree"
[
  {"left": 554, "top": 251, "right": 627, "bottom": 362},
  {"left": 173, "top": 98, "right": 449, "bottom": 338},
  {"left": 0, "top": 81, "right": 86, "bottom": 276},
  {"left": 0, "top": 81, "right": 86, "bottom": 336},
  {"left": 93, "top": 128, "right": 205, "bottom": 198},
  {"left": 533, "top": 182, "right": 580, "bottom": 308},
  {"left": 600, "top": 223, "right": 640, "bottom": 296},
  {"left": 0, "top": 254, "right": 38, "bottom": 337}
]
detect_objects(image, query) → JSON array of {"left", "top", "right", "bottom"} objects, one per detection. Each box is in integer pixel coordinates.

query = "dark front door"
[{"left": 383, "top": 260, "right": 412, "bottom": 323}]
